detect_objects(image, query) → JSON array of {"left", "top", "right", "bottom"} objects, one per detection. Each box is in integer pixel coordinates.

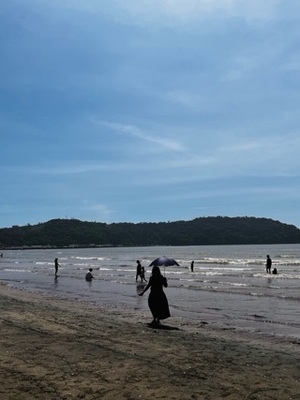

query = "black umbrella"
[{"left": 149, "top": 256, "right": 179, "bottom": 274}]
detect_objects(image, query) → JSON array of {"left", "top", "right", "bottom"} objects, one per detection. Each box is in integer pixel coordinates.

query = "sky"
[{"left": 1, "top": 0, "right": 300, "bottom": 229}]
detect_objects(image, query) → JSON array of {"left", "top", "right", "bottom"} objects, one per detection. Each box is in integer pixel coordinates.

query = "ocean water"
[{"left": 1, "top": 244, "right": 300, "bottom": 340}]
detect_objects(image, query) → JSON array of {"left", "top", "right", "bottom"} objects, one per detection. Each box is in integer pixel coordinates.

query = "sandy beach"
[{"left": 1, "top": 283, "right": 300, "bottom": 400}]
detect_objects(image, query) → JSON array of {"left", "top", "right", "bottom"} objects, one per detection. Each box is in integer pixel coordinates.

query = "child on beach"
[
  {"left": 136, "top": 260, "right": 147, "bottom": 282},
  {"left": 85, "top": 268, "right": 94, "bottom": 282}
]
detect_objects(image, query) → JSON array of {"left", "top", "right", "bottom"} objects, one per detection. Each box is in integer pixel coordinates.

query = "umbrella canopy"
[{"left": 149, "top": 256, "right": 179, "bottom": 268}]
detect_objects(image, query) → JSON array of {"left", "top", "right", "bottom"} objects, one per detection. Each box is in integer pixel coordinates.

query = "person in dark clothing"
[
  {"left": 54, "top": 258, "right": 61, "bottom": 277},
  {"left": 139, "top": 266, "right": 170, "bottom": 325},
  {"left": 85, "top": 268, "right": 94, "bottom": 281},
  {"left": 191, "top": 260, "right": 194, "bottom": 272},
  {"left": 136, "top": 260, "right": 144, "bottom": 282},
  {"left": 266, "top": 255, "right": 272, "bottom": 274}
]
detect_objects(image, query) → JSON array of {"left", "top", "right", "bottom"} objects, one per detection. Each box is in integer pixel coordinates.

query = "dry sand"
[{"left": 1, "top": 283, "right": 300, "bottom": 400}]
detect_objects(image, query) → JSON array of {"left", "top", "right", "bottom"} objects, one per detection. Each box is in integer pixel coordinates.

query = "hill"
[{"left": 1, "top": 217, "right": 300, "bottom": 249}]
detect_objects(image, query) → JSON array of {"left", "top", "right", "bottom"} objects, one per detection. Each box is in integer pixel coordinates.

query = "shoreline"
[{"left": 1, "top": 283, "right": 300, "bottom": 399}]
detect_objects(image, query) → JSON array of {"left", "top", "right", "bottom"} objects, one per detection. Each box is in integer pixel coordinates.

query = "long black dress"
[{"left": 148, "top": 275, "right": 170, "bottom": 320}]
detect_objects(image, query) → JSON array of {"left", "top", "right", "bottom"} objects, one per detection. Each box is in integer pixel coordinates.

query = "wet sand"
[{"left": 1, "top": 283, "right": 300, "bottom": 400}]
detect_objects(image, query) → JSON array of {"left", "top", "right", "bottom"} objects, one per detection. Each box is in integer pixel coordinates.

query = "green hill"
[{"left": 1, "top": 217, "right": 300, "bottom": 248}]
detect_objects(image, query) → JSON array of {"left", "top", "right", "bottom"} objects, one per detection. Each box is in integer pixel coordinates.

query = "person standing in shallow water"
[
  {"left": 139, "top": 266, "right": 170, "bottom": 325},
  {"left": 191, "top": 260, "right": 194, "bottom": 272},
  {"left": 85, "top": 268, "right": 94, "bottom": 281},
  {"left": 135, "top": 260, "right": 147, "bottom": 282},
  {"left": 266, "top": 255, "right": 272, "bottom": 274},
  {"left": 54, "top": 258, "right": 61, "bottom": 277}
]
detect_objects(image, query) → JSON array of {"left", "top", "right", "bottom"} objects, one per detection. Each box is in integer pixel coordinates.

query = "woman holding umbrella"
[{"left": 139, "top": 265, "right": 170, "bottom": 325}]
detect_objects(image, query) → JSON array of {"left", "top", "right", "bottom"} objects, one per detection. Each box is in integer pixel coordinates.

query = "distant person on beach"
[
  {"left": 136, "top": 260, "right": 145, "bottom": 282},
  {"left": 0, "top": 252, "right": 3, "bottom": 258},
  {"left": 266, "top": 255, "right": 272, "bottom": 274},
  {"left": 54, "top": 258, "right": 61, "bottom": 277},
  {"left": 191, "top": 260, "right": 194, "bottom": 272},
  {"left": 85, "top": 268, "right": 94, "bottom": 281},
  {"left": 139, "top": 265, "right": 170, "bottom": 325},
  {"left": 272, "top": 268, "right": 278, "bottom": 275}
]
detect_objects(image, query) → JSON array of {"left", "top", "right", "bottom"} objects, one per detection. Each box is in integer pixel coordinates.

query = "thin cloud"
[{"left": 91, "top": 119, "right": 184, "bottom": 151}]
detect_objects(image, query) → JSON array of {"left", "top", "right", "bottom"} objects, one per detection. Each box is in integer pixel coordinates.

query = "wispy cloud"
[{"left": 91, "top": 119, "right": 184, "bottom": 151}]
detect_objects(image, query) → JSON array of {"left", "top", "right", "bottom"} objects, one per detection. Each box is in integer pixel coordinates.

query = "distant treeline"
[{"left": 1, "top": 217, "right": 300, "bottom": 249}]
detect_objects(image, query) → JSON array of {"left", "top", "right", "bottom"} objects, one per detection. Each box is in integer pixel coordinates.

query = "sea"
[{"left": 1, "top": 244, "right": 300, "bottom": 341}]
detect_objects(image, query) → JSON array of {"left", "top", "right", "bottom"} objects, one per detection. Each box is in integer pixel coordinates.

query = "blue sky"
[{"left": 1, "top": 0, "right": 300, "bottom": 229}]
